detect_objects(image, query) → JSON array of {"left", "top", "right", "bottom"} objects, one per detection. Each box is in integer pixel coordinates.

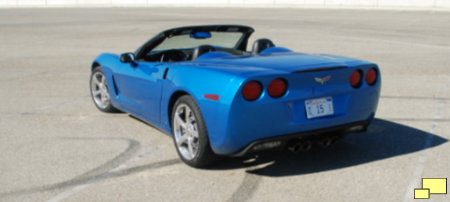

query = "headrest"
[
  {"left": 192, "top": 45, "right": 216, "bottom": 60},
  {"left": 252, "top": 38, "right": 275, "bottom": 54}
]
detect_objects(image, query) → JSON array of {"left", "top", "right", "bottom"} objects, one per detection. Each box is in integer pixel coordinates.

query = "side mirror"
[{"left": 120, "top": 52, "right": 135, "bottom": 63}]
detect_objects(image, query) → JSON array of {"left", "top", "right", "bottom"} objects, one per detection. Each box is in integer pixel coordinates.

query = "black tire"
[
  {"left": 171, "top": 95, "right": 218, "bottom": 167},
  {"left": 90, "top": 66, "right": 119, "bottom": 113}
]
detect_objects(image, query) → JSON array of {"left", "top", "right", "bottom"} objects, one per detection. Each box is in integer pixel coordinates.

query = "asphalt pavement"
[{"left": 0, "top": 8, "right": 449, "bottom": 202}]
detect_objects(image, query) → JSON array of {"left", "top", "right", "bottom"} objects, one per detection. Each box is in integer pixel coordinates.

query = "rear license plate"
[{"left": 305, "top": 97, "right": 334, "bottom": 119}]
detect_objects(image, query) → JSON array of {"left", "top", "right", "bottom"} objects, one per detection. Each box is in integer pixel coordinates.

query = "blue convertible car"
[{"left": 90, "top": 25, "right": 381, "bottom": 167}]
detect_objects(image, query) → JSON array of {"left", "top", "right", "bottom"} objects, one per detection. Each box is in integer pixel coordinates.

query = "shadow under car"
[{"left": 208, "top": 118, "right": 447, "bottom": 177}]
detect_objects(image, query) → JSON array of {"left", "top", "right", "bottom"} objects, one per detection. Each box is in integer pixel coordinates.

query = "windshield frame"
[
  {"left": 153, "top": 31, "right": 245, "bottom": 51},
  {"left": 135, "top": 25, "right": 254, "bottom": 60}
]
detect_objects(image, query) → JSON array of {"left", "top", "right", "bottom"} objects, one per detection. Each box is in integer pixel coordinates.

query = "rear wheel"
[
  {"left": 90, "top": 67, "right": 118, "bottom": 112},
  {"left": 171, "top": 95, "right": 217, "bottom": 167}
]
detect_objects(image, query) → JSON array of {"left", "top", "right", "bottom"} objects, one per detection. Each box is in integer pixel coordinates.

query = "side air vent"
[
  {"left": 112, "top": 76, "right": 119, "bottom": 95},
  {"left": 293, "top": 66, "right": 346, "bottom": 73},
  {"left": 163, "top": 68, "right": 169, "bottom": 79}
]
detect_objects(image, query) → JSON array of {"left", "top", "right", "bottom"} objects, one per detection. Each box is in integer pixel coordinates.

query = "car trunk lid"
[{"left": 192, "top": 52, "right": 360, "bottom": 74}]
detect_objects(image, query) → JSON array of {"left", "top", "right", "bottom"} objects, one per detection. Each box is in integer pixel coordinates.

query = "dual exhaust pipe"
[
  {"left": 288, "top": 140, "right": 312, "bottom": 153},
  {"left": 318, "top": 136, "right": 339, "bottom": 148},
  {"left": 288, "top": 136, "right": 340, "bottom": 153}
]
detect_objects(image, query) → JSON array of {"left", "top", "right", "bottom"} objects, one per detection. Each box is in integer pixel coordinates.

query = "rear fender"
[{"left": 161, "top": 64, "right": 246, "bottom": 152}]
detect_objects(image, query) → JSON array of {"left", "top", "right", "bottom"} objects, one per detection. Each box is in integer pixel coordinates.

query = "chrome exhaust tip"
[
  {"left": 299, "top": 140, "right": 312, "bottom": 151},
  {"left": 318, "top": 137, "right": 332, "bottom": 148},
  {"left": 329, "top": 136, "right": 339, "bottom": 146},
  {"left": 318, "top": 136, "right": 340, "bottom": 148},
  {"left": 288, "top": 140, "right": 312, "bottom": 153}
]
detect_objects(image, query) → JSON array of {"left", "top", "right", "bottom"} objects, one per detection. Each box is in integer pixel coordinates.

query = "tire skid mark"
[
  {"left": 227, "top": 172, "right": 262, "bottom": 202},
  {"left": 0, "top": 137, "right": 141, "bottom": 197},
  {"left": 46, "top": 159, "right": 181, "bottom": 202},
  {"left": 227, "top": 161, "right": 273, "bottom": 202},
  {"left": 106, "top": 158, "right": 181, "bottom": 178}
]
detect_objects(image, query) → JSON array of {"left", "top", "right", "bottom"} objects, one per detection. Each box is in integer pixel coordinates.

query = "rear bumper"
[
  {"left": 204, "top": 64, "right": 381, "bottom": 155},
  {"left": 230, "top": 120, "right": 369, "bottom": 157},
  {"left": 208, "top": 90, "right": 379, "bottom": 155},
  {"left": 211, "top": 97, "right": 378, "bottom": 155}
]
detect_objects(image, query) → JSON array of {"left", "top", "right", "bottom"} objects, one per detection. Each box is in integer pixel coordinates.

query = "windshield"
[{"left": 153, "top": 31, "right": 244, "bottom": 51}]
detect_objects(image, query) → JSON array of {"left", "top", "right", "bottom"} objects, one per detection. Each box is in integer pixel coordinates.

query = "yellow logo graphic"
[{"left": 414, "top": 178, "right": 447, "bottom": 199}]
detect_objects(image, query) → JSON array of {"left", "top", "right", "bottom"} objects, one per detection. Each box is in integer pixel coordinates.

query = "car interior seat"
[
  {"left": 251, "top": 38, "right": 275, "bottom": 54},
  {"left": 192, "top": 45, "right": 216, "bottom": 60}
]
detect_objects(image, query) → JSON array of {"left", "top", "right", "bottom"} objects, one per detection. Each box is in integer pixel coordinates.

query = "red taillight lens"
[
  {"left": 242, "top": 81, "right": 262, "bottom": 101},
  {"left": 349, "top": 70, "right": 362, "bottom": 88},
  {"left": 268, "top": 78, "right": 287, "bottom": 98},
  {"left": 365, "top": 68, "right": 377, "bottom": 86}
]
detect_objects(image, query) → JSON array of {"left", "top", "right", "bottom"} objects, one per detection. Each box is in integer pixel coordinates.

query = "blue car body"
[{"left": 92, "top": 25, "right": 381, "bottom": 156}]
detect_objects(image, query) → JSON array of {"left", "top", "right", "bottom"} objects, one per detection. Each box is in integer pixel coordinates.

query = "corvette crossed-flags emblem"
[{"left": 315, "top": 76, "right": 331, "bottom": 85}]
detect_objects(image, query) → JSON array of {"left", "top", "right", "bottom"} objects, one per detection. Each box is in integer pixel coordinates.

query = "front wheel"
[
  {"left": 171, "top": 95, "right": 217, "bottom": 167},
  {"left": 90, "top": 66, "right": 118, "bottom": 113}
]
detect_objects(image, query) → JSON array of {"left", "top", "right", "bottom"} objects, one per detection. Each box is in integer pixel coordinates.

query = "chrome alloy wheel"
[
  {"left": 173, "top": 103, "right": 199, "bottom": 160},
  {"left": 90, "top": 71, "right": 110, "bottom": 109}
]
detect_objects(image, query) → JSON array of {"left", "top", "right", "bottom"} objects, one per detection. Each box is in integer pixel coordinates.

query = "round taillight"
[
  {"left": 242, "top": 81, "right": 262, "bottom": 101},
  {"left": 365, "top": 68, "right": 377, "bottom": 86},
  {"left": 268, "top": 78, "right": 287, "bottom": 98},
  {"left": 350, "top": 70, "right": 362, "bottom": 88},
  {"left": 349, "top": 70, "right": 362, "bottom": 88}
]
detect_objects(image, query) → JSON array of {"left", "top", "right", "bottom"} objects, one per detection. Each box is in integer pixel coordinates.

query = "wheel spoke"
[
  {"left": 103, "top": 89, "right": 110, "bottom": 99},
  {"left": 185, "top": 106, "right": 191, "bottom": 121},
  {"left": 190, "top": 123, "right": 199, "bottom": 138},
  {"left": 100, "top": 75, "right": 105, "bottom": 85},
  {"left": 101, "top": 94, "right": 107, "bottom": 104},
  {"left": 93, "top": 89, "right": 101, "bottom": 96},
  {"left": 177, "top": 134, "right": 188, "bottom": 146},
  {"left": 94, "top": 75, "right": 102, "bottom": 87},
  {"left": 187, "top": 137, "right": 195, "bottom": 158},
  {"left": 175, "top": 112, "right": 187, "bottom": 128},
  {"left": 192, "top": 138, "right": 198, "bottom": 151}
]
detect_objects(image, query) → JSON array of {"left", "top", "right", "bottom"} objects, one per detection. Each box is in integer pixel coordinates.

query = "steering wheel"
[{"left": 160, "top": 49, "right": 187, "bottom": 62}]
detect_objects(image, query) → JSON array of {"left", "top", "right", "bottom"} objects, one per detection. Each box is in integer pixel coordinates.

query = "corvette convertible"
[{"left": 90, "top": 25, "right": 381, "bottom": 167}]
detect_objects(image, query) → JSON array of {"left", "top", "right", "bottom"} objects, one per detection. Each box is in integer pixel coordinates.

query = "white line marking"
[{"left": 402, "top": 78, "right": 449, "bottom": 201}]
